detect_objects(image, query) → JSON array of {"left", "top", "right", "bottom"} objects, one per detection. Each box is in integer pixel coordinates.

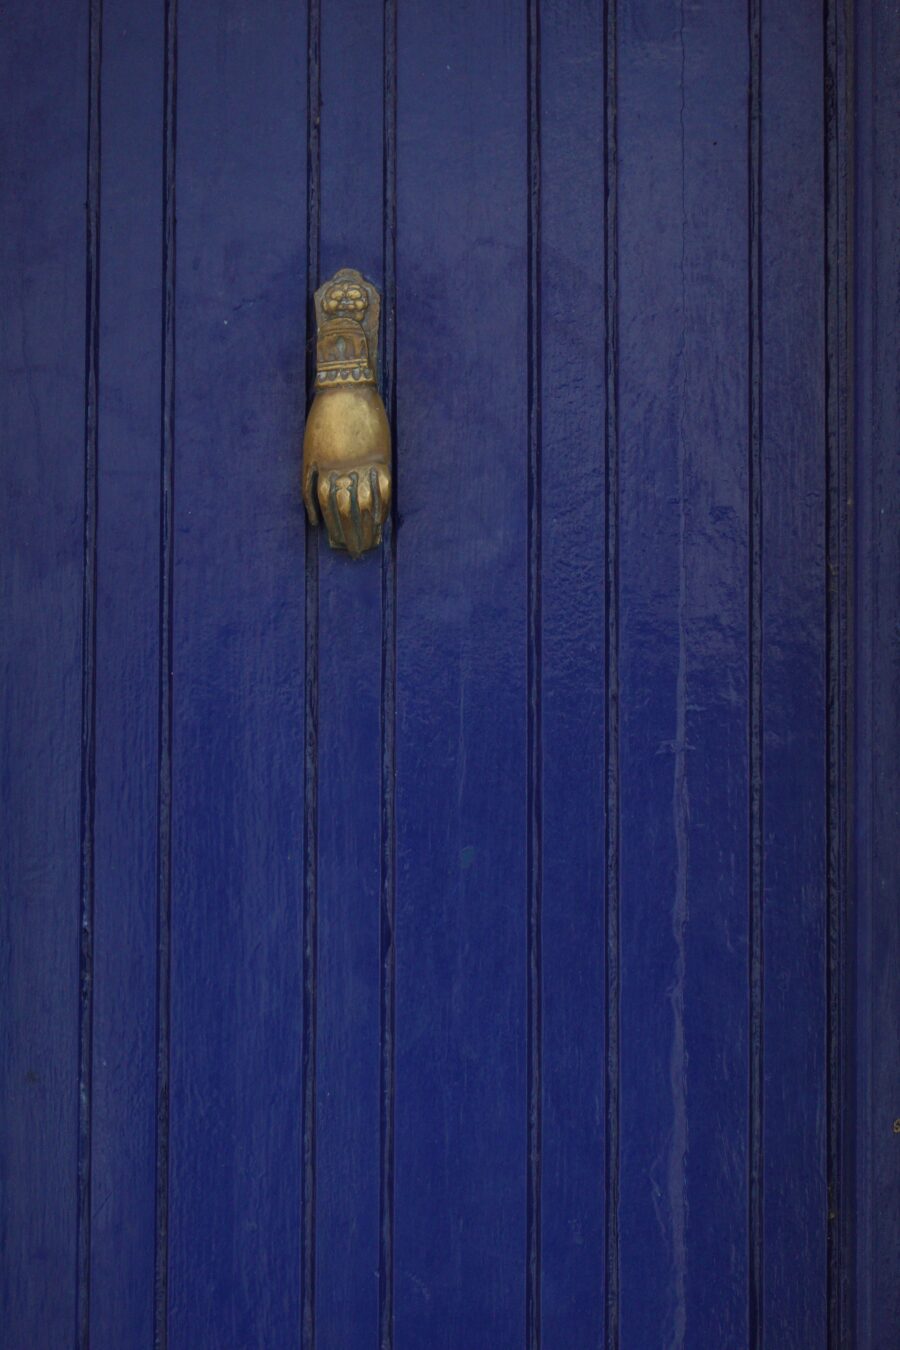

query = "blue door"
[{"left": 2, "top": 2, "right": 898, "bottom": 1346}]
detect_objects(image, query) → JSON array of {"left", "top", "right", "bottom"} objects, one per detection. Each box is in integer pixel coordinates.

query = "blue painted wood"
[
  {"left": 313, "top": 1, "right": 386, "bottom": 1344},
  {"left": 89, "top": 2, "right": 164, "bottom": 1345},
  {"left": 302, "top": 7, "right": 321, "bottom": 1342},
  {"left": 616, "top": 3, "right": 751, "bottom": 1343},
  {"left": 759, "top": 4, "right": 828, "bottom": 1344},
  {"left": 166, "top": 2, "right": 308, "bottom": 1344},
  {"left": 2, "top": 1, "right": 891, "bottom": 1345},
  {"left": 855, "top": 2, "right": 900, "bottom": 1344},
  {"left": 392, "top": 3, "right": 529, "bottom": 1343},
  {"left": 537, "top": 2, "right": 608, "bottom": 1344},
  {"left": 0, "top": 4, "right": 88, "bottom": 1345}
]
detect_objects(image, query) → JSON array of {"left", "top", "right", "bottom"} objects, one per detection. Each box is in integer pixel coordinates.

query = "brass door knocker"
[{"left": 302, "top": 268, "right": 392, "bottom": 558}]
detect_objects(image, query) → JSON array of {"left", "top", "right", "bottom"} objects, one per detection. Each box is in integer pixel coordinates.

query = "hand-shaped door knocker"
[{"left": 302, "top": 268, "right": 392, "bottom": 558}]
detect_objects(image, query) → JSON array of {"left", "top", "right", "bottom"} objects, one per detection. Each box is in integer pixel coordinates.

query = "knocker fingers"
[
  {"left": 313, "top": 465, "right": 389, "bottom": 556},
  {"left": 370, "top": 465, "right": 391, "bottom": 526},
  {"left": 330, "top": 470, "right": 373, "bottom": 557},
  {"left": 336, "top": 472, "right": 368, "bottom": 557},
  {"left": 303, "top": 463, "right": 320, "bottom": 525}
]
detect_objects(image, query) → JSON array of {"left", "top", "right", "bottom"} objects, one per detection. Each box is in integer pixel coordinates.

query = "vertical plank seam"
[
  {"left": 525, "top": 2, "right": 543, "bottom": 1346},
  {"left": 603, "top": 0, "right": 621, "bottom": 1343},
  {"left": 153, "top": 1, "right": 177, "bottom": 1345},
  {"left": 76, "top": 1, "right": 103, "bottom": 1342},
  {"left": 379, "top": 1, "right": 398, "bottom": 1346},
  {"left": 747, "top": 0, "right": 765, "bottom": 1343},
  {"left": 302, "top": 1, "right": 321, "bottom": 1343},
  {"left": 669, "top": 19, "right": 691, "bottom": 1341},
  {"left": 858, "top": 5, "right": 874, "bottom": 1339},
  {"left": 860, "top": 2, "right": 875, "bottom": 1331},
  {"left": 824, "top": 0, "right": 854, "bottom": 1341}
]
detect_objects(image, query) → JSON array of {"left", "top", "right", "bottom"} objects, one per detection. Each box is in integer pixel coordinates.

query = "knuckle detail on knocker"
[{"left": 300, "top": 268, "right": 392, "bottom": 558}]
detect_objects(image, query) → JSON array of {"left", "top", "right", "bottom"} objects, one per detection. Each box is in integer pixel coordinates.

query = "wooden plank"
[
  {"left": 758, "top": 2, "right": 828, "bottom": 1343},
  {"left": 313, "top": 1, "right": 386, "bottom": 1345},
  {"left": 88, "top": 1, "right": 165, "bottom": 1343},
  {"left": 616, "top": 2, "right": 751, "bottom": 1342},
  {"left": 166, "top": 2, "right": 308, "bottom": 1342},
  {"left": 392, "top": 2, "right": 529, "bottom": 1342},
  {"left": 537, "top": 1, "right": 608, "bottom": 1344},
  {"left": 0, "top": 3, "right": 88, "bottom": 1343},
  {"left": 855, "top": 1, "right": 900, "bottom": 1342}
]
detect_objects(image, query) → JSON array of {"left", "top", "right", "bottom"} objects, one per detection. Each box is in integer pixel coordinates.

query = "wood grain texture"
[
  {"left": 89, "top": 1, "right": 165, "bottom": 1345},
  {"left": 759, "top": 3, "right": 828, "bottom": 1344},
  {"left": 538, "top": 1, "right": 608, "bottom": 1344},
  {"left": 392, "top": 2, "right": 529, "bottom": 1342},
  {"left": 314, "top": 1, "right": 385, "bottom": 1345},
  {"left": 302, "top": 4, "right": 321, "bottom": 1344},
  {"left": 854, "top": 2, "right": 900, "bottom": 1345},
  {"left": 166, "top": 1, "right": 308, "bottom": 1344},
  {"left": 0, "top": 3, "right": 88, "bottom": 1344},
  {"left": 0, "top": 1, "right": 884, "bottom": 1345},
  {"left": 380, "top": 11, "right": 399, "bottom": 1349},
  {"left": 616, "top": 2, "right": 751, "bottom": 1342}
]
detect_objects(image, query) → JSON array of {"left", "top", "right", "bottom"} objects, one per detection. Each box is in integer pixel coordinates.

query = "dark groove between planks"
[
  {"left": 76, "top": 1, "right": 103, "bottom": 1343},
  {"left": 525, "top": 1, "right": 544, "bottom": 1345},
  {"left": 378, "top": 2, "right": 398, "bottom": 1346},
  {"left": 747, "top": 0, "right": 765, "bottom": 1344},
  {"left": 603, "top": 1, "right": 621, "bottom": 1343},
  {"left": 153, "top": 2, "right": 178, "bottom": 1346},
  {"left": 824, "top": 0, "right": 853, "bottom": 1341},
  {"left": 302, "top": 3, "right": 321, "bottom": 1344}
]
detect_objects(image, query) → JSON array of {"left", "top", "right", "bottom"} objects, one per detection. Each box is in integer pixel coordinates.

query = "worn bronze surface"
[{"left": 302, "top": 268, "right": 391, "bottom": 558}]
